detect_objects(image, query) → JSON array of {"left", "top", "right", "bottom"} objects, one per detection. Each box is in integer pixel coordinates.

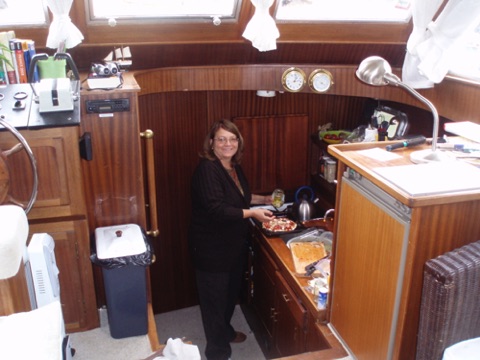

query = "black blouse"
[{"left": 188, "top": 158, "right": 252, "bottom": 272}]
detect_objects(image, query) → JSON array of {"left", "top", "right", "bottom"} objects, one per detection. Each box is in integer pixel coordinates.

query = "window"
[
  {"left": 88, "top": 0, "right": 240, "bottom": 23},
  {"left": 0, "top": 0, "right": 48, "bottom": 28},
  {"left": 275, "top": 0, "right": 412, "bottom": 23}
]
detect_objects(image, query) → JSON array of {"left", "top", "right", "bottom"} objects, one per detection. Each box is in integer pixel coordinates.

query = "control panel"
[{"left": 85, "top": 98, "right": 130, "bottom": 114}]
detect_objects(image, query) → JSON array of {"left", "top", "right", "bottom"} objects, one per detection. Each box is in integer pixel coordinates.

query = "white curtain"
[
  {"left": 46, "top": 0, "right": 84, "bottom": 50},
  {"left": 403, "top": 0, "right": 480, "bottom": 88},
  {"left": 242, "top": 0, "right": 280, "bottom": 52}
]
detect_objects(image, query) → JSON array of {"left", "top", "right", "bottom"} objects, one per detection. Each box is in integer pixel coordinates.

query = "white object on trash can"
[
  {"left": 443, "top": 337, "right": 480, "bottom": 360},
  {"left": 95, "top": 224, "right": 147, "bottom": 260}
]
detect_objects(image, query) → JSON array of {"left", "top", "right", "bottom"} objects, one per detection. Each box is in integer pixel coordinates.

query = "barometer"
[{"left": 309, "top": 69, "right": 334, "bottom": 93}]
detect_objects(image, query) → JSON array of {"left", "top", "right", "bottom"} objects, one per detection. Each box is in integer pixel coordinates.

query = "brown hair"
[{"left": 200, "top": 119, "right": 244, "bottom": 164}]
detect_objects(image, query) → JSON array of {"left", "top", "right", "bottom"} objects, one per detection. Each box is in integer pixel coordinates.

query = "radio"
[{"left": 85, "top": 99, "right": 130, "bottom": 113}]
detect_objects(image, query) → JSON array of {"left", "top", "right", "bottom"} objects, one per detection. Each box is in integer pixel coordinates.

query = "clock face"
[
  {"left": 282, "top": 67, "right": 306, "bottom": 92},
  {"left": 309, "top": 69, "right": 334, "bottom": 93}
]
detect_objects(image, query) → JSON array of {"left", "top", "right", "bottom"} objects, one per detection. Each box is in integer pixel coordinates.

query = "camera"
[{"left": 91, "top": 63, "right": 110, "bottom": 76}]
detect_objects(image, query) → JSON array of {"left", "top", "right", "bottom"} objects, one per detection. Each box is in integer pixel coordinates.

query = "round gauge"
[
  {"left": 282, "top": 67, "right": 306, "bottom": 92},
  {"left": 309, "top": 69, "right": 334, "bottom": 93}
]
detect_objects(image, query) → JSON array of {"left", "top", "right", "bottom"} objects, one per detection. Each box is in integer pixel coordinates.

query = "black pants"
[{"left": 195, "top": 266, "right": 244, "bottom": 360}]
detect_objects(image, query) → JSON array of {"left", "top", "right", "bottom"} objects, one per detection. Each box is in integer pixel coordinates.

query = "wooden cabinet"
[
  {"left": 328, "top": 142, "right": 480, "bottom": 359},
  {"left": 252, "top": 240, "right": 277, "bottom": 345},
  {"left": 330, "top": 177, "right": 409, "bottom": 359},
  {"left": 80, "top": 73, "right": 146, "bottom": 234},
  {"left": 250, "top": 225, "right": 348, "bottom": 359},
  {"left": 251, "top": 230, "right": 307, "bottom": 358},
  {"left": 0, "top": 125, "right": 99, "bottom": 332},
  {"left": 274, "top": 271, "right": 306, "bottom": 357},
  {"left": 28, "top": 219, "right": 98, "bottom": 332},
  {"left": 234, "top": 115, "right": 309, "bottom": 194},
  {"left": 1, "top": 126, "right": 87, "bottom": 220},
  {"left": 310, "top": 134, "right": 337, "bottom": 213}
]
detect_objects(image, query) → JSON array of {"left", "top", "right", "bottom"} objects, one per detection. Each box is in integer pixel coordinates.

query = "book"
[
  {"left": 22, "top": 39, "right": 38, "bottom": 82},
  {"left": 10, "top": 39, "right": 28, "bottom": 83},
  {"left": 0, "top": 31, "right": 16, "bottom": 84}
]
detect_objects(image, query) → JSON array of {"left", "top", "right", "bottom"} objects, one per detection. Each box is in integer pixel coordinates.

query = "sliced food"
[
  {"left": 262, "top": 218, "right": 297, "bottom": 233},
  {"left": 290, "top": 241, "right": 327, "bottom": 274}
]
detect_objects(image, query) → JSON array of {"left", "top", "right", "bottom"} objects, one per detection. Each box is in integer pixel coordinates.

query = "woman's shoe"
[{"left": 230, "top": 331, "right": 247, "bottom": 343}]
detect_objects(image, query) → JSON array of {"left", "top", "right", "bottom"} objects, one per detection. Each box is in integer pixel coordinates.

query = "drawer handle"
[
  {"left": 270, "top": 307, "right": 278, "bottom": 321},
  {"left": 282, "top": 293, "right": 291, "bottom": 303}
]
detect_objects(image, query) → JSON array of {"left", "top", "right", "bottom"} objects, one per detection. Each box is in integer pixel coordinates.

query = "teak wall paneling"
[
  {"left": 139, "top": 91, "right": 208, "bottom": 313},
  {"left": 135, "top": 65, "right": 480, "bottom": 124},
  {"left": 136, "top": 87, "right": 368, "bottom": 314},
  {"left": 234, "top": 115, "right": 309, "bottom": 193}
]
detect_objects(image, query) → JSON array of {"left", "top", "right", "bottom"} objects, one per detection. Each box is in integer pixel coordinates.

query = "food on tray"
[
  {"left": 290, "top": 241, "right": 327, "bottom": 274},
  {"left": 262, "top": 218, "right": 297, "bottom": 232}
]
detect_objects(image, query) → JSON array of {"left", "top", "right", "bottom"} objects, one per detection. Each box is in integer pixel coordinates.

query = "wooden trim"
[
  {"left": 134, "top": 65, "right": 480, "bottom": 122},
  {"left": 12, "top": 0, "right": 410, "bottom": 47},
  {"left": 147, "top": 302, "right": 162, "bottom": 351}
]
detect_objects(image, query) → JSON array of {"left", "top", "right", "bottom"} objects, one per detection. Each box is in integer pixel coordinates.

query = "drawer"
[{"left": 275, "top": 271, "right": 306, "bottom": 328}]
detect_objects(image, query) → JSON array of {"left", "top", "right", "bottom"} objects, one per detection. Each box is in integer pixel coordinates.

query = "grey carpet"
[
  {"left": 69, "top": 307, "right": 152, "bottom": 360},
  {"left": 155, "top": 305, "right": 266, "bottom": 360}
]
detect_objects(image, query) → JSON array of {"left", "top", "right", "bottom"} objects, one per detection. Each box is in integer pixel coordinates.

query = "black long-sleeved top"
[{"left": 188, "top": 158, "right": 252, "bottom": 272}]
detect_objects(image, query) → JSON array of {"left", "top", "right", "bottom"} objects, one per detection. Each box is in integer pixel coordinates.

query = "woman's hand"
[{"left": 243, "top": 208, "right": 275, "bottom": 222}]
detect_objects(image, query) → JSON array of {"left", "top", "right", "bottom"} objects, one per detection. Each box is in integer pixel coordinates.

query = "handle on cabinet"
[
  {"left": 140, "top": 129, "right": 159, "bottom": 237},
  {"left": 79, "top": 132, "right": 93, "bottom": 161}
]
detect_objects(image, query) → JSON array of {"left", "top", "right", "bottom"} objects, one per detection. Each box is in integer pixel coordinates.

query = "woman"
[{"left": 189, "top": 119, "right": 274, "bottom": 360}]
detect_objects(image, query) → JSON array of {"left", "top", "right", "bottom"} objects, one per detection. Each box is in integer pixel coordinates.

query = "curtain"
[
  {"left": 403, "top": 0, "right": 480, "bottom": 88},
  {"left": 242, "top": 0, "right": 280, "bottom": 52},
  {"left": 46, "top": 0, "right": 84, "bottom": 51}
]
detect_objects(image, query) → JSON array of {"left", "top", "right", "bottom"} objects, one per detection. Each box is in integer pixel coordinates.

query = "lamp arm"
[{"left": 384, "top": 73, "right": 439, "bottom": 152}]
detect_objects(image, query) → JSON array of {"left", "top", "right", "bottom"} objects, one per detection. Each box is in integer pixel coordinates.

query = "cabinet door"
[
  {"left": 274, "top": 271, "right": 306, "bottom": 357},
  {"left": 253, "top": 241, "right": 277, "bottom": 340},
  {"left": 330, "top": 179, "right": 409, "bottom": 360},
  {"left": 0, "top": 127, "right": 86, "bottom": 220},
  {"left": 29, "top": 220, "right": 99, "bottom": 332},
  {"left": 234, "top": 115, "right": 309, "bottom": 193},
  {"left": 305, "top": 312, "right": 330, "bottom": 352}
]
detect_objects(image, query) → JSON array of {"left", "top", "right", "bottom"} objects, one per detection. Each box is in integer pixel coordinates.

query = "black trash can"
[{"left": 91, "top": 224, "right": 153, "bottom": 339}]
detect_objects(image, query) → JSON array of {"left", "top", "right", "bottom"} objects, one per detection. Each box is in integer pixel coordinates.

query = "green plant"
[{"left": 0, "top": 43, "right": 13, "bottom": 69}]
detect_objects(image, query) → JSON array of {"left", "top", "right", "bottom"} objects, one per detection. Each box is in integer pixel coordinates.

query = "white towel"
[{"left": 0, "top": 205, "right": 29, "bottom": 280}]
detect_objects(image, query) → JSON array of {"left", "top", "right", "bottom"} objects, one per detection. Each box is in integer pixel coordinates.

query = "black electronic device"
[{"left": 85, "top": 99, "right": 130, "bottom": 113}]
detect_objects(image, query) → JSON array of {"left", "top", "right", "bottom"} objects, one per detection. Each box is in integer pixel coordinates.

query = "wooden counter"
[
  {"left": 251, "top": 224, "right": 348, "bottom": 359},
  {"left": 327, "top": 141, "right": 480, "bottom": 359}
]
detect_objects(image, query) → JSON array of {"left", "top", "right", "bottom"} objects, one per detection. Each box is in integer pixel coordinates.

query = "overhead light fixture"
[
  {"left": 356, "top": 56, "right": 451, "bottom": 164},
  {"left": 256, "top": 90, "right": 276, "bottom": 97}
]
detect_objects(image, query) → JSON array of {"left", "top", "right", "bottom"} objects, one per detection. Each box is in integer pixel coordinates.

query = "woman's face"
[{"left": 211, "top": 128, "right": 239, "bottom": 163}]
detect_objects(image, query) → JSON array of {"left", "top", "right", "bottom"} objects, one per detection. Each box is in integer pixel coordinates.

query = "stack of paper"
[
  {"left": 444, "top": 121, "right": 480, "bottom": 143},
  {"left": 87, "top": 76, "right": 122, "bottom": 89}
]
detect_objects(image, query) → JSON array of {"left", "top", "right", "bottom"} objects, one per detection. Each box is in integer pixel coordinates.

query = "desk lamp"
[{"left": 356, "top": 56, "right": 451, "bottom": 164}]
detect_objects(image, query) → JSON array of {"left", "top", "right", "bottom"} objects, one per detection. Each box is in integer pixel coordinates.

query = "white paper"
[
  {"left": 357, "top": 148, "right": 403, "bottom": 162},
  {"left": 374, "top": 161, "right": 480, "bottom": 196}
]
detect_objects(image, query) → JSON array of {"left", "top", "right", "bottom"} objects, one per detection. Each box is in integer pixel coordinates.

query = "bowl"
[{"left": 319, "top": 130, "right": 351, "bottom": 144}]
